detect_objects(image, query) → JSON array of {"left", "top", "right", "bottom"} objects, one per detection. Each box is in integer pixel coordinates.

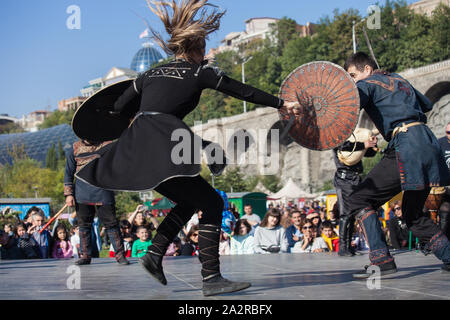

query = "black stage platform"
[{"left": 0, "top": 250, "right": 448, "bottom": 300}]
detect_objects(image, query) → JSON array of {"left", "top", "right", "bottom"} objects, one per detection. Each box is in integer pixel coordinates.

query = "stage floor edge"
[{"left": 0, "top": 250, "right": 449, "bottom": 300}]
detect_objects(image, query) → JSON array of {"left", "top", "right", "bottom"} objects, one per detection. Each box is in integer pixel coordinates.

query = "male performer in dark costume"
[
  {"left": 333, "top": 134, "right": 377, "bottom": 256},
  {"left": 64, "top": 139, "right": 129, "bottom": 265},
  {"left": 340, "top": 52, "right": 450, "bottom": 277},
  {"left": 438, "top": 122, "right": 450, "bottom": 238}
]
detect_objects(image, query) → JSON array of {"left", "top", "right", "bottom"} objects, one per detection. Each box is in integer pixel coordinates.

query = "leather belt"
[
  {"left": 130, "top": 111, "right": 163, "bottom": 126},
  {"left": 391, "top": 122, "right": 424, "bottom": 139}
]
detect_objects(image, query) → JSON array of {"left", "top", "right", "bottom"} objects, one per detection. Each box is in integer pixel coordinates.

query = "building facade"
[
  {"left": 58, "top": 96, "right": 87, "bottom": 112},
  {"left": 409, "top": 0, "right": 449, "bottom": 15},
  {"left": 18, "top": 110, "right": 51, "bottom": 132},
  {"left": 216, "top": 17, "right": 316, "bottom": 54}
]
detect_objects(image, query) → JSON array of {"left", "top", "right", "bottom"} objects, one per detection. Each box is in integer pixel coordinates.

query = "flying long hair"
[{"left": 147, "top": 0, "right": 225, "bottom": 56}]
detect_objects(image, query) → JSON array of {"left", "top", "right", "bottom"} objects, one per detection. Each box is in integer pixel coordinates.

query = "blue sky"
[{"left": 0, "top": 0, "right": 416, "bottom": 118}]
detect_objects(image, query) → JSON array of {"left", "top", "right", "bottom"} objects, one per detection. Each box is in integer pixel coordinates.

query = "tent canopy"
[
  {"left": 268, "top": 178, "right": 316, "bottom": 200},
  {"left": 144, "top": 197, "right": 175, "bottom": 210},
  {"left": 253, "top": 181, "right": 271, "bottom": 194}
]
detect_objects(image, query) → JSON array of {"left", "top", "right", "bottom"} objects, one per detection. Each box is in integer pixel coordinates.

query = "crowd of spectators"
[{"left": 0, "top": 198, "right": 417, "bottom": 261}]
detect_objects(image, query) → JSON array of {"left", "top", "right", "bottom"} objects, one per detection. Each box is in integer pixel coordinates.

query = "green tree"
[
  {"left": 0, "top": 157, "right": 64, "bottom": 204},
  {"left": 261, "top": 174, "right": 281, "bottom": 193},
  {"left": 213, "top": 167, "right": 248, "bottom": 193},
  {"left": 272, "top": 17, "right": 299, "bottom": 54},
  {"left": 0, "top": 122, "right": 25, "bottom": 134},
  {"left": 361, "top": 142, "right": 387, "bottom": 178},
  {"left": 114, "top": 192, "right": 142, "bottom": 219},
  {"left": 45, "top": 143, "right": 58, "bottom": 170},
  {"left": 316, "top": 180, "right": 334, "bottom": 192},
  {"left": 39, "top": 109, "right": 75, "bottom": 130},
  {"left": 430, "top": 4, "right": 450, "bottom": 61}
]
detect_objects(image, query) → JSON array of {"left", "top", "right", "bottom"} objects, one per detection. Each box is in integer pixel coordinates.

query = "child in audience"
[
  {"left": 29, "top": 212, "right": 50, "bottom": 258},
  {"left": 321, "top": 221, "right": 339, "bottom": 252},
  {"left": 70, "top": 223, "right": 80, "bottom": 259},
  {"left": 165, "top": 237, "right": 182, "bottom": 256},
  {"left": 131, "top": 226, "right": 152, "bottom": 258},
  {"left": 4, "top": 223, "right": 14, "bottom": 237},
  {"left": 15, "top": 223, "right": 40, "bottom": 259},
  {"left": 52, "top": 224, "right": 73, "bottom": 259}
]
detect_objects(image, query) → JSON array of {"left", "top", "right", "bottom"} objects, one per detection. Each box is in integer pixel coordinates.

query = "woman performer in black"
[{"left": 76, "top": 0, "right": 297, "bottom": 296}]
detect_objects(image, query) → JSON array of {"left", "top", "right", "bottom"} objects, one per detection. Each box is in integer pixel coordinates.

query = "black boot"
[
  {"left": 338, "top": 216, "right": 354, "bottom": 257},
  {"left": 442, "top": 262, "right": 450, "bottom": 273},
  {"left": 139, "top": 233, "right": 169, "bottom": 285},
  {"left": 199, "top": 224, "right": 251, "bottom": 296},
  {"left": 107, "top": 227, "right": 129, "bottom": 265},
  {"left": 139, "top": 211, "right": 188, "bottom": 285},
  {"left": 439, "top": 209, "right": 450, "bottom": 239},
  {"left": 75, "top": 227, "right": 92, "bottom": 265},
  {"left": 353, "top": 260, "right": 398, "bottom": 279},
  {"left": 425, "top": 230, "right": 450, "bottom": 272}
]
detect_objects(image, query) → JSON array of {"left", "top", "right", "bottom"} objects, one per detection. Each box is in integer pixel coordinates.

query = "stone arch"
[
  {"left": 265, "top": 120, "right": 294, "bottom": 156},
  {"left": 226, "top": 129, "right": 256, "bottom": 164}
]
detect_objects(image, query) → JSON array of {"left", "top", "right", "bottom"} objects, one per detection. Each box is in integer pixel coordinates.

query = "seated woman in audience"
[
  {"left": 180, "top": 225, "right": 199, "bottom": 256},
  {"left": 128, "top": 205, "right": 159, "bottom": 242},
  {"left": 52, "top": 224, "right": 73, "bottom": 259},
  {"left": 15, "top": 223, "right": 40, "bottom": 259},
  {"left": 230, "top": 219, "right": 255, "bottom": 255},
  {"left": 253, "top": 208, "right": 288, "bottom": 254},
  {"left": 292, "top": 221, "right": 329, "bottom": 253}
]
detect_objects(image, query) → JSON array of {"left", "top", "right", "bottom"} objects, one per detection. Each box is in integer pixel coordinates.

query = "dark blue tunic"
[
  {"left": 64, "top": 143, "right": 115, "bottom": 205},
  {"left": 356, "top": 71, "right": 450, "bottom": 190}
]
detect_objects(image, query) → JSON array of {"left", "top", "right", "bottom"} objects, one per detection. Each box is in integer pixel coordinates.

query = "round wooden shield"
[
  {"left": 72, "top": 80, "right": 140, "bottom": 142},
  {"left": 279, "top": 61, "right": 360, "bottom": 151}
]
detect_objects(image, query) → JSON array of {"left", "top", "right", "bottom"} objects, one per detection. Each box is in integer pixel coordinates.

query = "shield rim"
[
  {"left": 71, "top": 78, "right": 136, "bottom": 140},
  {"left": 278, "top": 60, "right": 360, "bottom": 151}
]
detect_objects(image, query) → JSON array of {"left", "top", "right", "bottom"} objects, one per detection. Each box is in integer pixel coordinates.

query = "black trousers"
[
  {"left": 155, "top": 175, "right": 223, "bottom": 227},
  {"left": 348, "top": 148, "right": 441, "bottom": 244},
  {"left": 334, "top": 172, "right": 362, "bottom": 218},
  {"left": 439, "top": 191, "right": 450, "bottom": 238},
  {"left": 76, "top": 203, "right": 119, "bottom": 229}
]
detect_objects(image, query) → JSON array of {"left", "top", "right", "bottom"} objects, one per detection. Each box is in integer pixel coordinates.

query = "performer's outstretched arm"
[{"left": 199, "top": 67, "right": 284, "bottom": 109}]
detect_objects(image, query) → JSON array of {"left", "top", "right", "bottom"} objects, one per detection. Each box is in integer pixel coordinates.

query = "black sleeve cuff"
[{"left": 277, "top": 98, "right": 284, "bottom": 109}]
